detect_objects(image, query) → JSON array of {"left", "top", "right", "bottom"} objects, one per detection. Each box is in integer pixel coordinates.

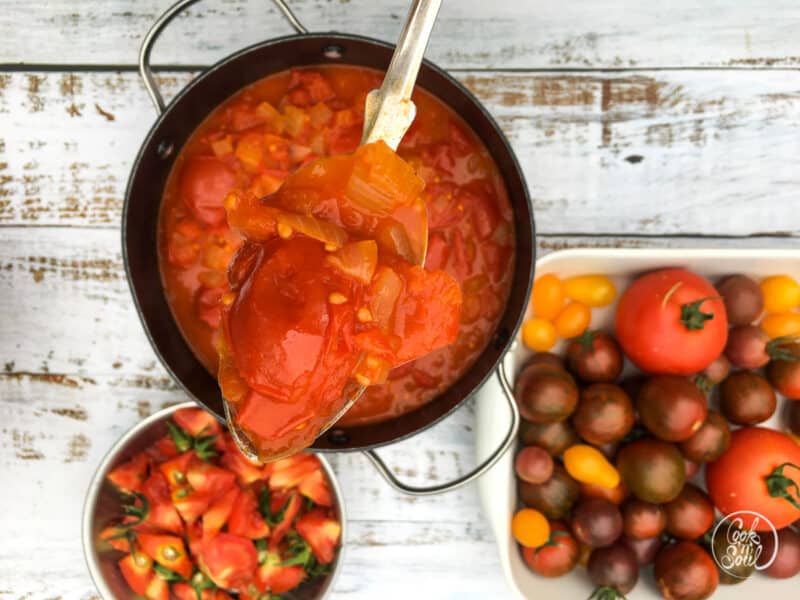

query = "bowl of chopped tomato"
[{"left": 83, "top": 403, "right": 345, "bottom": 599}]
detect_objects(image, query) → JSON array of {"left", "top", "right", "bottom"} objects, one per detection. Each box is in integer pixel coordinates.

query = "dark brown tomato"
[
  {"left": 519, "top": 465, "right": 580, "bottom": 520},
  {"left": 725, "top": 325, "right": 770, "bottom": 369},
  {"left": 570, "top": 497, "right": 623, "bottom": 548},
  {"left": 683, "top": 458, "right": 700, "bottom": 480},
  {"left": 565, "top": 331, "right": 624, "bottom": 383},
  {"left": 622, "top": 535, "right": 662, "bottom": 565},
  {"left": 700, "top": 353, "right": 731, "bottom": 385},
  {"left": 621, "top": 499, "right": 667, "bottom": 539},
  {"left": 521, "top": 521, "right": 579, "bottom": 578},
  {"left": 758, "top": 527, "right": 800, "bottom": 579},
  {"left": 514, "top": 363, "right": 579, "bottom": 423},
  {"left": 719, "top": 371, "right": 777, "bottom": 425},
  {"left": 617, "top": 439, "right": 686, "bottom": 503},
  {"left": 655, "top": 541, "right": 719, "bottom": 600},
  {"left": 518, "top": 419, "right": 579, "bottom": 456},
  {"left": 637, "top": 376, "right": 708, "bottom": 442},
  {"left": 620, "top": 374, "right": 647, "bottom": 401},
  {"left": 526, "top": 352, "right": 566, "bottom": 371},
  {"left": 767, "top": 341, "right": 800, "bottom": 399},
  {"left": 787, "top": 400, "right": 800, "bottom": 436},
  {"left": 716, "top": 274, "right": 764, "bottom": 326},
  {"left": 679, "top": 410, "right": 731, "bottom": 463},
  {"left": 587, "top": 542, "right": 639, "bottom": 595},
  {"left": 664, "top": 483, "right": 714, "bottom": 540},
  {"left": 571, "top": 383, "right": 635, "bottom": 446},
  {"left": 514, "top": 446, "right": 554, "bottom": 484},
  {"left": 712, "top": 525, "right": 756, "bottom": 584}
]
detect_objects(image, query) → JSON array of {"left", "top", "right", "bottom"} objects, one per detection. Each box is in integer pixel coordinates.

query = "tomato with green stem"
[
  {"left": 137, "top": 533, "right": 193, "bottom": 579},
  {"left": 295, "top": 508, "right": 342, "bottom": 564},
  {"left": 521, "top": 520, "right": 578, "bottom": 577},
  {"left": 107, "top": 452, "right": 151, "bottom": 493},
  {"left": 615, "top": 268, "right": 728, "bottom": 375},
  {"left": 706, "top": 427, "right": 800, "bottom": 530}
]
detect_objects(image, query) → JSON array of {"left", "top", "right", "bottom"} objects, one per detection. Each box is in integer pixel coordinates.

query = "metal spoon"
[{"left": 227, "top": 0, "right": 442, "bottom": 463}]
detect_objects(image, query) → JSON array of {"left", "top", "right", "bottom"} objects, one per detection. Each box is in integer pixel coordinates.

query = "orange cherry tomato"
[
  {"left": 563, "top": 275, "right": 617, "bottom": 307},
  {"left": 761, "top": 312, "right": 800, "bottom": 339},
  {"left": 532, "top": 274, "right": 565, "bottom": 320},
  {"left": 553, "top": 302, "right": 591, "bottom": 338},
  {"left": 511, "top": 508, "right": 551, "bottom": 548},
  {"left": 761, "top": 275, "right": 800, "bottom": 313},
  {"left": 522, "top": 318, "right": 558, "bottom": 352}
]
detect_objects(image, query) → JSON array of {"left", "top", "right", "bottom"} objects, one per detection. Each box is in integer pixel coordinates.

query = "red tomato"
[
  {"left": 199, "top": 533, "right": 258, "bottom": 590},
  {"left": 171, "top": 487, "right": 213, "bottom": 525},
  {"left": 267, "top": 491, "right": 303, "bottom": 550},
  {"left": 706, "top": 427, "right": 800, "bottom": 530},
  {"left": 219, "top": 445, "right": 268, "bottom": 486},
  {"left": 522, "top": 521, "right": 579, "bottom": 577},
  {"left": 616, "top": 268, "right": 728, "bottom": 374},
  {"left": 107, "top": 452, "right": 150, "bottom": 493},
  {"left": 138, "top": 472, "right": 184, "bottom": 535},
  {"left": 174, "top": 407, "right": 222, "bottom": 438},
  {"left": 227, "top": 488, "right": 271, "bottom": 539},
  {"left": 186, "top": 456, "right": 236, "bottom": 497},
  {"left": 158, "top": 451, "right": 193, "bottom": 489},
  {"left": 295, "top": 508, "right": 342, "bottom": 564},
  {"left": 180, "top": 156, "right": 236, "bottom": 226},
  {"left": 269, "top": 454, "right": 321, "bottom": 490},
  {"left": 144, "top": 575, "right": 169, "bottom": 600}
]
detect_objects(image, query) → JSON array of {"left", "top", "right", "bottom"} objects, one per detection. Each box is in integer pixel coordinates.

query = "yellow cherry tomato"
[
  {"left": 563, "top": 444, "right": 621, "bottom": 489},
  {"left": 761, "top": 275, "right": 800, "bottom": 313},
  {"left": 532, "top": 273, "right": 565, "bottom": 320},
  {"left": 563, "top": 274, "right": 617, "bottom": 308},
  {"left": 521, "top": 318, "right": 558, "bottom": 352},
  {"left": 511, "top": 508, "right": 551, "bottom": 548},
  {"left": 761, "top": 312, "right": 800, "bottom": 339},
  {"left": 553, "top": 301, "right": 591, "bottom": 339}
]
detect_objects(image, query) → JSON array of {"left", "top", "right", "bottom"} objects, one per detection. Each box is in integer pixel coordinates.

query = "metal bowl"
[{"left": 82, "top": 401, "right": 346, "bottom": 599}]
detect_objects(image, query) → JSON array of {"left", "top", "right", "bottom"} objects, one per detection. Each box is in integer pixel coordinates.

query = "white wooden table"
[{"left": 1, "top": 1, "right": 799, "bottom": 598}]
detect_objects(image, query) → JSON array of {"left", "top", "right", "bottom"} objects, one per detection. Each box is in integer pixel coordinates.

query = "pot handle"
[
  {"left": 363, "top": 359, "right": 519, "bottom": 496},
  {"left": 138, "top": 0, "right": 308, "bottom": 113}
]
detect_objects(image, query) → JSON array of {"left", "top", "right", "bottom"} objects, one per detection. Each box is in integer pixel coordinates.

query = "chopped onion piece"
[
  {"left": 276, "top": 211, "right": 348, "bottom": 249},
  {"left": 369, "top": 266, "right": 403, "bottom": 330},
  {"left": 325, "top": 240, "right": 378, "bottom": 284}
]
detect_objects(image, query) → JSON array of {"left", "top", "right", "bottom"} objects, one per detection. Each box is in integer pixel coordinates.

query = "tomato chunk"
[
  {"left": 295, "top": 508, "right": 341, "bottom": 564},
  {"left": 107, "top": 452, "right": 150, "bottom": 493},
  {"left": 137, "top": 533, "right": 193, "bottom": 579},
  {"left": 181, "top": 157, "right": 237, "bottom": 226},
  {"left": 199, "top": 533, "right": 258, "bottom": 590}
]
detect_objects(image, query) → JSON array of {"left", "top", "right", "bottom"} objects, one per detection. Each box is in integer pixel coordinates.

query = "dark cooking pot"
[{"left": 124, "top": 0, "right": 534, "bottom": 494}]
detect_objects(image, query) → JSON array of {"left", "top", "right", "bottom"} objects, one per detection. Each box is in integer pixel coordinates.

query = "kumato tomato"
[
  {"left": 654, "top": 541, "right": 718, "bottom": 600},
  {"left": 522, "top": 521, "right": 579, "bottom": 577},
  {"left": 767, "top": 341, "right": 800, "bottom": 399},
  {"left": 621, "top": 499, "right": 667, "bottom": 540},
  {"left": 518, "top": 419, "right": 578, "bottom": 456},
  {"left": 571, "top": 383, "right": 634, "bottom": 445},
  {"left": 514, "top": 362, "right": 579, "bottom": 423},
  {"left": 515, "top": 446, "right": 554, "bottom": 484},
  {"left": 715, "top": 274, "right": 764, "bottom": 326},
  {"left": 519, "top": 465, "right": 580, "bottom": 520},
  {"left": 663, "top": 484, "right": 714, "bottom": 540},
  {"left": 678, "top": 410, "right": 730, "bottom": 463},
  {"left": 759, "top": 527, "right": 800, "bottom": 579},
  {"left": 622, "top": 535, "right": 662, "bottom": 566},
  {"left": 636, "top": 376, "right": 707, "bottom": 442},
  {"left": 617, "top": 439, "right": 686, "bottom": 503},
  {"left": 719, "top": 371, "right": 777, "bottom": 425},
  {"left": 565, "top": 330, "right": 623, "bottom": 383},
  {"left": 706, "top": 427, "right": 800, "bottom": 530},
  {"left": 570, "top": 497, "right": 623, "bottom": 548},
  {"left": 615, "top": 268, "right": 728, "bottom": 375},
  {"left": 587, "top": 542, "right": 639, "bottom": 595}
]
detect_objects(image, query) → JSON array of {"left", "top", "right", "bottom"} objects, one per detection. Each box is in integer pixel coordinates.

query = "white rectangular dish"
[{"left": 475, "top": 248, "right": 800, "bottom": 599}]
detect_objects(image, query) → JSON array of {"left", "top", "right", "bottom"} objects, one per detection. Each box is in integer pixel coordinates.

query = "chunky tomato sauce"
[{"left": 159, "top": 65, "right": 515, "bottom": 429}]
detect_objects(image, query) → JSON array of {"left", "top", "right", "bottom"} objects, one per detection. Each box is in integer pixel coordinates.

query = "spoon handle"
[{"left": 361, "top": 0, "right": 443, "bottom": 150}]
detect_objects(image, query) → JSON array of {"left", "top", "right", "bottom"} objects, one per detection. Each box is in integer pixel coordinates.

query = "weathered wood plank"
[
  {"left": 2, "top": 70, "right": 800, "bottom": 235},
  {"left": 2, "top": 0, "right": 800, "bottom": 69}
]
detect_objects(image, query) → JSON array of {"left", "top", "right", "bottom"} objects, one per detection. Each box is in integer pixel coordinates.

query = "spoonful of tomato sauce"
[{"left": 217, "top": 0, "right": 453, "bottom": 462}]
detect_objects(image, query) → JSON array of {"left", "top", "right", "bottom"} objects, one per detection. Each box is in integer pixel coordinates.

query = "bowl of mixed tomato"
[
  {"left": 83, "top": 402, "right": 345, "bottom": 600},
  {"left": 124, "top": 0, "right": 533, "bottom": 490}
]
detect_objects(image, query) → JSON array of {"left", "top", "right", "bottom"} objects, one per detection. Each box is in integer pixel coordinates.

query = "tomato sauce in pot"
[{"left": 158, "top": 65, "right": 515, "bottom": 427}]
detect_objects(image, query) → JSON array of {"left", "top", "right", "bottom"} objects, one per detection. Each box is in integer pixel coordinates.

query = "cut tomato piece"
[
  {"left": 219, "top": 447, "right": 267, "bottom": 486},
  {"left": 137, "top": 533, "right": 193, "bottom": 579},
  {"left": 202, "top": 486, "right": 240, "bottom": 541},
  {"left": 295, "top": 508, "right": 341, "bottom": 564},
  {"left": 171, "top": 487, "right": 213, "bottom": 525},
  {"left": 100, "top": 524, "right": 131, "bottom": 552},
  {"left": 174, "top": 408, "right": 223, "bottom": 439},
  {"left": 180, "top": 156, "right": 236, "bottom": 226},
  {"left": 107, "top": 452, "right": 150, "bottom": 493},
  {"left": 298, "top": 469, "right": 333, "bottom": 507},
  {"left": 158, "top": 451, "right": 193, "bottom": 489},
  {"left": 185, "top": 519, "right": 204, "bottom": 560},
  {"left": 227, "top": 488, "right": 270, "bottom": 539},
  {"left": 118, "top": 553, "right": 153, "bottom": 596},
  {"left": 269, "top": 454, "right": 321, "bottom": 490},
  {"left": 144, "top": 574, "right": 169, "bottom": 600},
  {"left": 199, "top": 533, "right": 258, "bottom": 590},
  {"left": 256, "top": 561, "right": 306, "bottom": 594},
  {"left": 267, "top": 491, "right": 303, "bottom": 549},
  {"left": 151, "top": 436, "right": 180, "bottom": 461},
  {"left": 186, "top": 456, "right": 235, "bottom": 497},
  {"left": 139, "top": 473, "right": 184, "bottom": 535}
]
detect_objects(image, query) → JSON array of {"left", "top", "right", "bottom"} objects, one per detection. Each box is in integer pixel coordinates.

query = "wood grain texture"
[
  {"left": 2, "top": 70, "right": 800, "bottom": 236},
  {"left": 3, "top": 0, "right": 800, "bottom": 69}
]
